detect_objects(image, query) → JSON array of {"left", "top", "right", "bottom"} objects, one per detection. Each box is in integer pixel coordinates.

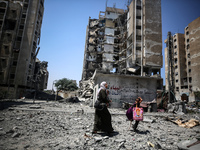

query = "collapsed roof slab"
[{"left": 92, "top": 70, "right": 163, "bottom": 108}]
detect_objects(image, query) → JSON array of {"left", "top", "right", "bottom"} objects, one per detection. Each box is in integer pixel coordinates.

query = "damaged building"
[
  {"left": 34, "top": 58, "right": 48, "bottom": 91},
  {"left": 80, "top": 0, "right": 163, "bottom": 107},
  {"left": 165, "top": 17, "right": 200, "bottom": 102},
  {"left": 0, "top": 0, "right": 48, "bottom": 99}
]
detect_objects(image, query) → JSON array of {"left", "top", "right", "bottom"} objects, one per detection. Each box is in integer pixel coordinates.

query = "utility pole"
[{"left": 167, "top": 31, "right": 175, "bottom": 103}]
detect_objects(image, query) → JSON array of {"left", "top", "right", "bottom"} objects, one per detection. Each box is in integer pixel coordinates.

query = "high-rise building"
[
  {"left": 0, "top": 0, "right": 47, "bottom": 98},
  {"left": 82, "top": 0, "right": 162, "bottom": 80},
  {"left": 81, "top": 0, "right": 163, "bottom": 107},
  {"left": 165, "top": 17, "right": 200, "bottom": 102}
]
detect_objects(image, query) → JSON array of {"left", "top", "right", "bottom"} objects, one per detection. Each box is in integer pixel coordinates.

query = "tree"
[{"left": 54, "top": 78, "right": 78, "bottom": 92}]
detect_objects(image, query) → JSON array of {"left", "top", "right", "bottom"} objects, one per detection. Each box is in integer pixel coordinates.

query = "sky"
[{"left": 37, "top": 0, "right": 200, "bottom": 90}]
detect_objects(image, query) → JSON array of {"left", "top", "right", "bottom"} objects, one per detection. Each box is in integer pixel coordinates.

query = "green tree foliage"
[{"left": 54, "top": 78, "right": 78, "bottom": 91}]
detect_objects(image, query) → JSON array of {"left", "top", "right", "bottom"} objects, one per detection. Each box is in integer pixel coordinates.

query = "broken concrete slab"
[
  {"left": 177, "top": 138, "right": 200, "bottom": 150},
  {"left": 166, "top": 116, "right": 200, "bottom": 128},
  {"left": 29, "top": 105, "right": 41, "bottom": 109},
  {"left": 143, "top": 117, "right": 154, "bottom": 123}
]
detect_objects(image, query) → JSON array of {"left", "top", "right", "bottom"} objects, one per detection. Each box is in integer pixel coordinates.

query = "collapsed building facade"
[
  {"left": 165, "top": 17, "right": 200, "bottom": 102},
  {"left": 80, "top": 0, "right": 163, "bottom": 107},
  {"left": 0, "top": 0, "right": 48, "bottom": 99}
]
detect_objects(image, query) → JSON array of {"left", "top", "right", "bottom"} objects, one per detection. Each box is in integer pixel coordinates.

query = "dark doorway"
[{"left": 181, "top": 94, "right": 188, "bottom": 102}]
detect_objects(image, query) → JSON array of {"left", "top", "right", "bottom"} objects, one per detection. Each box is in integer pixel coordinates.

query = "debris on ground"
[
  {"left": 166, "top": 116, "right": 200, "bottom": 128},
  {"left": 177, "top": 138, "right": 200, "bottom": 150},
  {"left": 0, "top": 99, "right": 200, "bottom": 149}
]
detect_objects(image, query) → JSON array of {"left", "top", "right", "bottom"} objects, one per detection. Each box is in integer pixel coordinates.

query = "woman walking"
[{"left": 92, "top": 81, "right": 113, "bottom": 135}]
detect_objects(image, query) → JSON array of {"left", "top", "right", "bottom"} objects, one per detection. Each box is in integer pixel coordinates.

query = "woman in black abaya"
[{"left": 92, "top": 81, "right": 113, "bottom": 134}]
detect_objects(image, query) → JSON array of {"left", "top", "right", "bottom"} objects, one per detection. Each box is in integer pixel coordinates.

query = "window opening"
[
  {"left": 136, "top": 6, "right": 141, "bottom": 10},
  {"left": 13, "top": 61, "right": 17, "bottom": 66},
  {"left": 4, "top": 20, "right": 16, "bottom": 30},
  {"left": 136, "top": 26, "right": 141, "bottom": 29},
  {"left": 136, "top": 47, "right": 141, "bottom": 50},
  {"left": 10, "top": 74, "right": 15, "bottom": 79},
  {"left": 136, "top": 16, "right": 141, "bottom": 19},
  {"left": 189, "top": 77, "right": 192, "bottom": 83},
  {"left": 174, "top": 58, "right": 177, "bottom": 64}
]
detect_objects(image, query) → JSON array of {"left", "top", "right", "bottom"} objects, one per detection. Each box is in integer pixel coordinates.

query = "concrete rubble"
[
  {"left": 79, "top": 78, "right": 95, "bottom": 104},
  {"left": 168, "top": 101, "right": 187, "bottom": 114},
  {"left": 0, "top": 99, "right": 200, "bottom": 150}
]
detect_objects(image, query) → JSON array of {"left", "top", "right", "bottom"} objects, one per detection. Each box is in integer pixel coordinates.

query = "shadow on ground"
[
  {"left": 95, "top": 131, "right": 119, "bottom": 137},
  {"left": 24, "top": 91, "right": 63, "bottom": 101},
  {"left": 0, "top": 100, "right": 34, "bottom": 110}
]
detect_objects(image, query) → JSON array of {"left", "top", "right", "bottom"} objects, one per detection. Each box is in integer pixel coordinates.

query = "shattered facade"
[
  {"left": 34, "top": 58, "right": 48, "bottom": 91},
  {"left": 81, "top": 0, "right": 163, "bottom": 107},
  {"left": 82, "top": 0, "right": 162, "bottom": 80},
  {"left": 0, "top": 0, "right": 47, "bottom": 98},
  {"left": 165, "top": 17, "right": 200, "bottom": 102}
]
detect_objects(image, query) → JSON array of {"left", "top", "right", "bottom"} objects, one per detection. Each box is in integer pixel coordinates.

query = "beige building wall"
[
  {"left": 81, "top": 0, "right": 163, "bottom": 96},
  {"left": 165, "top": 17, "right": 200, "bottom": 102},
  {"left": 125, "top": 0, "right": 162, "bottom": 76},
  {"left": 127, "top": 0, "right": 135, "bottom": 38},
  {"left": 0, "top": 0, "right": 46, "bottom": 99},
  {"left": 143, "top": 0, "right": 162, "bottom": 68},
  {"left": 173, "top": 33, "right": 184, "bottom": 90},
  {"left": 0, "top": 1, "right": 21, "bottom": 85},
  {"left": 173, "top": 33, "right": 187, "bottom": 100},
  {"left": 164, "top": 45, "right": 169, "bottom": 91},
  {"left": 105, "top": 19, "right": 115, "bottom": 28},
  {"left": 187, "top": 17, "right": 200, "bottom": 92},
  {"left": 15, "top": 0, "right": 44, "bottom": 87}
]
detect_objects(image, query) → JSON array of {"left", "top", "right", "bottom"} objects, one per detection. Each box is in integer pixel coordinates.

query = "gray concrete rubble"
[
  {"left": 168, "top": 100, "right": 187, "bottom": 114},
  {"left": 79, "top": 78, "right": 95, "bottom": 104},
  {"left": 0, "top": 99, "right": 200, "bottom": 150}
]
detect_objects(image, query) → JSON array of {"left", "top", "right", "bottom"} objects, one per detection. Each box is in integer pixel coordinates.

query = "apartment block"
[
  {"left": 81, "top": 0, "right": 163, "bottom": 107},
  {"left": 82, "top": 0, "right": 162, "bottom": 80},
  {"left": 165, "top": 17, "right": 200, "bottom": 102},
  {"left": 0, "top": 0, "right": 47, "bottom": 99}
]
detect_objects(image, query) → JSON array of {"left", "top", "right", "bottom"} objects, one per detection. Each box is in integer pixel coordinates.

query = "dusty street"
[{"left": 0, "top": 99, "right": 200, "bottom": 150}]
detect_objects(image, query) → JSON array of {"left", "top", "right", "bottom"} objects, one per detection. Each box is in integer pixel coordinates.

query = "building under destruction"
[
  {"left": 165, "top": 17, "right": 200, "bottom": 102},
  {"left": 80, "top": 0, "right": 163, "bottom": 107},
  {"left": 0, "top": 0, "right": 48, "bottom": 99}
]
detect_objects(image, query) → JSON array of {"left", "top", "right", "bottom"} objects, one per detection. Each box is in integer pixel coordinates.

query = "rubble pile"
[
  {"left": 166, "top": 115, "right": 200, "bottom": 128},
  {"left": 79, "top": 78, "right": 94, "bottom": 104},
  {"left": 186, "top": 101, "right": 200, "bottom": 113},
  {"left": 0, "top": 99, "right": 200, "bottom": 149},
  {"left": 167, "top": 101, "right": 187, "bottom": 114},
  {"left": 58, "top": 97, "right": 80, "bottom": 103}
]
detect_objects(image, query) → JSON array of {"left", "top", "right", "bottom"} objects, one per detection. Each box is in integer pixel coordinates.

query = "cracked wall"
[
  {"left": 0, "top": 0, "right": 47, "bottom": 99},
  {"left": 188, "top": 17, "right": 200, "bottom": 92},
  {"left": 144, "top": 0, "right": 162, "bottom": 67},
  {"left": 81, "top": 1, "right": 163, "bottom": 97},
  {"left": 93, "top": 72, "right": 161, "bottom": 107},
  {"left": 165, "top": 17, "right": 200, "bottom": 102}
]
